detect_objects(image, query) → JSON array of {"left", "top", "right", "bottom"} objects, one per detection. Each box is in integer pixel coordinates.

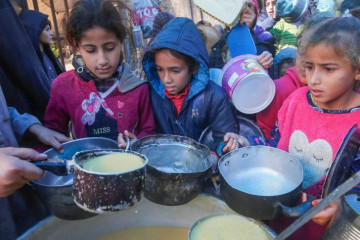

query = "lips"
[
  {"left": 97, "top": 67, "right": 111, "bottom": 74},
  {"left": 165, "top": 86, "right": 176, "bottom": 92},
  {"left": 310, "top": 89, "right": 322, "bottom": 98}
]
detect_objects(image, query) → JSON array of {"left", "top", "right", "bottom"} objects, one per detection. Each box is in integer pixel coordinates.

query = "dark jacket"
[
  {"left": 143, "top": 17, "right": 238, "bottom": 151},
  {"left": 19, "top": 10, "right": 64, "bottom": 82}
]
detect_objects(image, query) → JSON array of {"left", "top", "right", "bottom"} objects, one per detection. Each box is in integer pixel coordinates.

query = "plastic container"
[{"left": 221, "top": 54, "right": 275, "bottom": 114}]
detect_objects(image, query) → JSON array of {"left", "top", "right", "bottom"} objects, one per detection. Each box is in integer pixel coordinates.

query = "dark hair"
[
  {"left": 302, "top": 17, "right": 360, "bottom": 68},
  {"left": 278, "top": 58, "right": 295, "bottom": 76},
  {"left": 150, "top": 48, "right": 198, "bottom": 73},
  {"left": 196, "top": 20, "right": 212, "bottom": 27},
  {"left": 66, "top": 0, "right": 130, "bottom": 47}
]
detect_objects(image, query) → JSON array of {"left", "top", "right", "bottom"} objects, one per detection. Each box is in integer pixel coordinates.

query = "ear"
[
  {"left": 355, "top": 68, "right": 360, "bottom": 81},
  {"left": 192, "top": 63, "right": 199, "bottom": 75}
]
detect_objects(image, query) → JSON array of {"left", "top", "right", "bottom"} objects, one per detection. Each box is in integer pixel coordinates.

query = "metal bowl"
[
  {"left": 31, "top": 137, "right": 119, "bottom": 220},
  {"left": 276, "top": 0, "right": 310, "bottom": 23}
]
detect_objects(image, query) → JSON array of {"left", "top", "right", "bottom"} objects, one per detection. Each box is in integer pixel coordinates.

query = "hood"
[
  {"left": 118, "top": 62, "right": 147, "bottom": 93},
  {"left": 19, "top": 10, "right": 50, "bottom": 53},
  {"left": 142, "top": 17, "right": 209, "bottom": 99},
  {"left": 284, "top": 66, "right": 305, "bottom": 88},
  {"left": 273, "top": 47, "right": 297, "bottom": 79}
]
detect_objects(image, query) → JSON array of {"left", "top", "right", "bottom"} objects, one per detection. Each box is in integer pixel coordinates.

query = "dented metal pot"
[
  {"left": 72, "top": 149, "right": 147, "bottom": 213},
  {"left": 131, "top": 135, "right": 213, "bottom": 206}
]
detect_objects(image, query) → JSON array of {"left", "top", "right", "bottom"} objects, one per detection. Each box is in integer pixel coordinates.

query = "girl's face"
[
  {"left": 39, "top": 24, "right": 53, "bottom": 45},
  {"left": 155, "top": 49, "right": 196, "bottom": 95},
  {"left": 78, "top": 27, "right": 122, "bottom": 79},
  {"left": 265, "top": 0, "right": 276, "bottom": 17},
  {"left": 305, "top": 43, "right": 360, "bottom": 110}
]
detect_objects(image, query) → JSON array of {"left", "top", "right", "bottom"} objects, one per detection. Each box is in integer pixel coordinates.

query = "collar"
[{"left": 164, "top": 84, "right": 191, "bottom": 99}]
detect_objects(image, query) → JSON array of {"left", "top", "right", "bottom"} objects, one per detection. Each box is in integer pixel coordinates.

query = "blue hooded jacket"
[{"left": 143, "top": 17, "right": 238, "bottom": 151}]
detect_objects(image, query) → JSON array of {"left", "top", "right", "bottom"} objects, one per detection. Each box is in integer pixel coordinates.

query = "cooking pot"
[
  {"left": 72, "top": 149, "right": 147, "bottom": 213},
  {"left": 276, "top": 0, "right": 310, "bottom": 23},
  {"left": 131, "top": 135, "right": 213, "bottom": 206},
  {"left": 31, "top": 137, "right": 119, "bottom": 220},
  {"left": 18, "top": 194, "right": 277, "bottom": 240},
  {"left": 322, "top": 193, "right": 360, "bottom": 239},
  {"left": 218, "top": 145, "right": 312, "bottom": 220}
]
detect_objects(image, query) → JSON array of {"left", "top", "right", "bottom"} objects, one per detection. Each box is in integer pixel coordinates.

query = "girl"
[
  {"left": 142, "top": 17, "right": 240, "bottom": 157},
  {"left": 44, "top": 0, "right": 155, "bottom": 144},
  {"left": 19, "top": 10, "right": 65, "bottom": 83},
  {"left": 271, "top": 16, "right": 360, "bottom": 239}
]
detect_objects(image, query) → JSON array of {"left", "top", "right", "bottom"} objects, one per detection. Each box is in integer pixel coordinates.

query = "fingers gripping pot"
[
  {"left": 131, "top": 135, "right": 213, "bottom": 206},
  {"left": 71, "top": 149, "right": 147, "bottom": 213}
]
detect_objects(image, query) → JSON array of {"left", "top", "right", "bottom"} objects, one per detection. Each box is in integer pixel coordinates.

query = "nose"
[
  {"left": 307, "top": 69, "right": 321, "bottom": 85},
  {"left": 97, "top": 50, "right": 108, "bottom": 66},
  {"left": 163, "top": 71, "right": 172, "bottom": 84}
]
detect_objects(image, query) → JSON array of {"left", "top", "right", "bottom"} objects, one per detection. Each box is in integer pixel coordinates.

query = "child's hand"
[
  {"left": 28, "top": 124, "right": 70, "bottom": 153},
  {"left": 302, "top": 192, "right": 340, "bottom": 226},
  {"left": 257, "top": 51, "right": 273, "bottom": 69},
  {"left": 117, "top": 130, "right": 137, "bottom": 149},
  {"left": 222, "top": 132, "right": 250, "bottom": 153}
]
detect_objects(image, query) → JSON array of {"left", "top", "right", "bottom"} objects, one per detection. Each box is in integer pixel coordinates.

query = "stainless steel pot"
[
  {"left": 18, "top": 194, "right": 277, "bottom": 240},
  {"left": 218, "top": 146, "right": 309, "bottom": 220},
  {"left": 322, "top": 193, "right": 360, "bottom": 240},
  {"left": 131, "top": 135, "right": 213, "bottom": 206},
  {"left": 31, "top": 137, "right": 119, "bottom": 220},
  {"left": 276, "top": 0, "right": 310, "bottom": 23}
]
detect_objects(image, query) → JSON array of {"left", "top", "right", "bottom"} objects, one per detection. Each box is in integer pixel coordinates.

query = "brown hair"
[{"left": 66, "top": 0, "right": 131, "bottom": 47}]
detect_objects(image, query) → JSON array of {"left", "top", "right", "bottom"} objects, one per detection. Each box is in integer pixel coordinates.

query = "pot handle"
[{"left": 276, "top": 194, "right": 316, "bottom": 218}]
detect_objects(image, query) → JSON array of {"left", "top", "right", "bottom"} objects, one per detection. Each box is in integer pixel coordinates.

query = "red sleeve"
[
  {"left": 136, "top": 83, "right": 156, "bottom": 138},
  {"left": 44, "top": 76, "right": 71, "bottom": 136}
]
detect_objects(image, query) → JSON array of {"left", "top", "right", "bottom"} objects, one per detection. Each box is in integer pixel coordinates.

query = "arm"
[
  {"left": 9, "top": 107, "right": 41, "bottom": 142},
  {"left": 257, "top": 16, "right": 277, "bottom": 31},
  {"left": 0, "top": 147, "right": 46, "bottom": 197}
]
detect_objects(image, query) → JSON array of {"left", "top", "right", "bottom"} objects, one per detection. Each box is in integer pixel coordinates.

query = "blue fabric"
[
  {"left": 8, "top": 107, "right": 40, "bottom": 142},
  {"left": 272, "top": 47, "right": 297, "bottom": 79},
  {"left": 143, "top": 17, "right": 238, "bottom": 151}
]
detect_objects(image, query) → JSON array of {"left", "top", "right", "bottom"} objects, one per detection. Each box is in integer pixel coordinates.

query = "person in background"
[
  {"left": 148, "top": 11, "right": 175, "bottom": 44},
  {"left": 19, "top": 10, "right": 65, "bottom": 83},
  {"left": 257, "top": 0, "right": 278, "bottom": 31},
  {"left": 0, "top": 84, "right": 69, "bottom": 240},
  {"left": 272, "top": 47, "right": 297, "bottom": 79},
  {"left": 44, "top": 0, "right": 155, "bottom": 147},
  {"left": 340, "top": 0, "right": 360, "bottom": 14}
]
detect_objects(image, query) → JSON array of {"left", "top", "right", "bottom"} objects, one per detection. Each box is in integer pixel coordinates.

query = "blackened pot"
[
  {"left": 72, "top": 149, "right": 147, "bottom": 213},
  {"left": 219, "top": 146, "right": 307, "bottom": 220},
  {"left": 131, "top": 135, "right": 212, "bottom": 206}
]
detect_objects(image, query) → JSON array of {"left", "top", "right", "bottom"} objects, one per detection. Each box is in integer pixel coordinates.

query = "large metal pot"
[
  {"left": 131, "top": 135, "right": 213, "bottom": 206},
  {"left": 218, "top": 146, "right": 311, "bottom": 220},
  {"left": 31, "top": 137, "right": 119, "bottom": 220},
  {"left": 18, "top": 194, "right": 277, "bottom": 240},
  {"left": 72, "top": 149, "right": 147, "bottom": 213},
  {"left": 322, "top": 193, "right": 360, "bottom": 239}
]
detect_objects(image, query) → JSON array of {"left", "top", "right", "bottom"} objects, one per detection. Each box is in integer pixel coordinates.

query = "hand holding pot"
[
  {"left": 256, "top": 51, "right": 274, "bottom": 69},
  {"left": 302, "top": 193, "right": 340, "bottom": 226},
  {"left": 0, "top": 147, "right": 45, "bottom": 197},
  {"left": 118, "top": 130, "right": 136, "bottom": 149}
]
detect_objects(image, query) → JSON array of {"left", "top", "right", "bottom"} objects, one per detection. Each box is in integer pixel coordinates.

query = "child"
[
  {"left": 44, "top": 0, "right": 155, "bottom": 144},
  {"left": 19, "top": 10, "right": 65, "bottom": 83},
  {"left": 270, "top": 17, "right": 360, "bottom": 239},
  {"left": 142, "top": 17, "right": 240, "bottom": 156}
]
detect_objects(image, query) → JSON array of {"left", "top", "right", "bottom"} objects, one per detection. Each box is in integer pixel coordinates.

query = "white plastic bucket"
[{"left": 221, "top": 54, "right": 275, "bottom": 114}]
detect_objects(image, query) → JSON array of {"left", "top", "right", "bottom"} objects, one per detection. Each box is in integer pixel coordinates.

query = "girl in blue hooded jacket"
[{"left": 142, "top": 17, "right": 241, "bottom": 156}]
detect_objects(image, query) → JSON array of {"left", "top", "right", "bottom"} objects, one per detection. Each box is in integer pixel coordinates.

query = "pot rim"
[
  {"left": 73, "top": 149, "right": 148, "bottom": 175},
  {"left": 188, "top": 212, "right": 277, "bottom": 239}
]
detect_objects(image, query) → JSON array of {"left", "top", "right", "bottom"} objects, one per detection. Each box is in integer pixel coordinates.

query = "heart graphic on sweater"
[{"left": 288, "top": 130, "right": 333, "bottom": 189}]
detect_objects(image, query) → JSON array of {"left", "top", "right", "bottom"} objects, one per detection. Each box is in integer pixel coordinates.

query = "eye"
[
  {"left": 294, "top": 146, "right": 303, "bottom": 153},
  {"left": 156, "top": 67, "right": 163, "bottom": 72},
  {"left": 304, "top": 65, "right": 313, "bottom": 71},
  {"left": 313, "top": 154, "right": 324, "bottom": 163},
  {"left": 324, "top": 67, "right": 335, "bottom": 72}
]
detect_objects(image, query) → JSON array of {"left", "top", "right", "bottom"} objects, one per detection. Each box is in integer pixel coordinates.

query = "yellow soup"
[
  {"left": 96, "top": 226, "right": 188, "bottom": 240},
  {"left": 190, "top": 215, "right": 269, "bottom": 240},
  {"left": 82, "top": 153, "right": 144, "bottom": 173}
]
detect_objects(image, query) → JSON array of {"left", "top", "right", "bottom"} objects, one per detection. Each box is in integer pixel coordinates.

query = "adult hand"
[
  {"left": 257, "top": 51, "right": 273, "bottom": 69},
  {"left": 240, "top": 1, "right": 256, "bottom": 29},
  {"left": 118, "top": 130, "right": 137, "bottom": 149},
  {"left": 0, "top": 147, "right": 46, "bottom": 197},
  {"left": 28, "top": 124, "right": 69, "bottom": 153}
]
